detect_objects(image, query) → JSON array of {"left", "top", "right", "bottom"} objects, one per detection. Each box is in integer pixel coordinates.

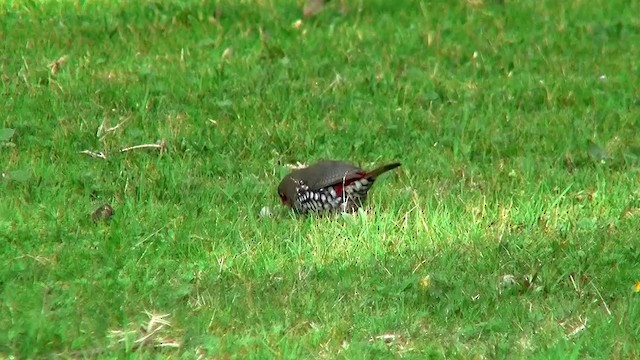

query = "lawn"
[{"left": 1, "top": 0, "right": 639, "bottom": 358}]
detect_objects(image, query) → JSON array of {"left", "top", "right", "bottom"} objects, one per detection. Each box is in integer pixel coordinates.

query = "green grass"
[{"left": 2, "top": 0, "right": 640, "bottom": 358}]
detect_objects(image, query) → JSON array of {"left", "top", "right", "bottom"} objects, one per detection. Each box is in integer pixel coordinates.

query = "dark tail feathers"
[{"left": 365, "top": 162, "right": 401, "bottom": 179}]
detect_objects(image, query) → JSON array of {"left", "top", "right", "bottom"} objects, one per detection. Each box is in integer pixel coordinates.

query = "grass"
[{"left": 1, "top": 0, "right": 640, "bottom": 358}]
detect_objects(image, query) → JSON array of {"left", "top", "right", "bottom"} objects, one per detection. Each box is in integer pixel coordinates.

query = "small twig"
[
  {"left": 135, "top": 226, "right": 165, "bottom": 248},
  {"left": 566, "top": 317, "right": 587, "bottom": 338},
  {"left": 79, "top": 150, "right": 108, "bottom": 160},
  {"left": 109, "top": 329, "right": 138, "bottom": 344},
  {"left": 590, "top": 283, "right": 612, "bottom": 316},
  {"left": 48, "top": 55, "right": 69, "bottom": 76},
  {"left": 133, "top": 312, "right": 173, "bottom": 350},
  {"left": 12, "top": 254, "right": 53, "bottom": 265},
  {"left": 56, "top": 311, "right": 177, "bottom": 358},
  {"left": 136, "top": 226, "right": 167, "bottom": 264},
  {"left": 97, "top": 116, "right": 131, "bottom": 140},
  {"left": 120, "top": 139, "right": 167, "bottom": 153},
  {"left": 369, "top": 333, "right": 401, "bottom": 344},
  {"left": 568, "top": 274, "right": 580, "bottom": 294},
  {"left": 134, "top": 325, "right": 165, "bottom": 348},
  {"left": 80, "top": 139, "right": 166, "bottom": 160},
  {"left": 108, "top": 311, "right": 175, "bottom": 351},
  {"left": 156, "top": 339, "right": 181, "bottom": 348},
  {"left": 411, "top": 259, "right": 428, "bottom": 274}
]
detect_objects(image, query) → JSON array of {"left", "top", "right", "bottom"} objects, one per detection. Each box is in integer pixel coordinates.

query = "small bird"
[{"left": 278, "top": 160, "right": 401, "bottom": 214}]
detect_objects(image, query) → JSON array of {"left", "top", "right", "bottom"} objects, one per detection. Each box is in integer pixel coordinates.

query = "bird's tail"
[{"left": 365, "top": 162, "right": 401, "bottom": 179}]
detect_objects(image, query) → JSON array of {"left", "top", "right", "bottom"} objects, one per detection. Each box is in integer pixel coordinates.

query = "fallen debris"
[
  {"left": 370, "top": 333, "right": 401, "bottom": 344},
  {"left": 55, "top": 311, "right": 179, "bottom": 358},
  {"left": 259, "top": 206, "right": 272, "bottom": 218},
  {"left": 80, "top": 139, "right": 167, "bottom": 160},
  {"left": 120, "top": 139, "right": 167, "bottom": 154},
  {"left": 79, "top": 150, "right": 108, "bottom": 160},
  {"left": 92, "top": 203, "right": 114, "bottom": 222},
  {"left": 109, "top": 311, "right": 180, "bottom": 351},
  {"left": 97, "top": 116, "right": 131, "bottom": 140},
  {"left": 48, "top": 55, "right": 69, "bottom": 76}
]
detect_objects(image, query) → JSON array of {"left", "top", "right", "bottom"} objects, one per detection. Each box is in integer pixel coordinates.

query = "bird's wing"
[{"left": 301, "top": 160, "right": 363, "bottom": 190}]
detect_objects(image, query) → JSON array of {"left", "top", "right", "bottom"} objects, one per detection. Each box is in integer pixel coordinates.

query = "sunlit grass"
[{"left": 1, "top": 0, "right": 639, "bottom": 358}]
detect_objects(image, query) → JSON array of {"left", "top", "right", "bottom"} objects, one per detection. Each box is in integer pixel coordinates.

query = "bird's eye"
[{"left": 279, "top": 192, "right": 288, "bottom": 203}]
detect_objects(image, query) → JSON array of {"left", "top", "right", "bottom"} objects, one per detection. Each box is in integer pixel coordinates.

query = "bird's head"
[
  {"left": 278, "top": 190, "right": 290, "bottom": 205},
  {"left": 277, "top": 177, "right": 297, "bottom": 207}
]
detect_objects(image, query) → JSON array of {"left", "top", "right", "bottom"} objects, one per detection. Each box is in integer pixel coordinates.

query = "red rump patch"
[{"left": 333, "top": 171, "right": 368, "bottom": 196}]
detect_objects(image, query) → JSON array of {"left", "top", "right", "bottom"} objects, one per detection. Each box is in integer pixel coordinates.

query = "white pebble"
[{"left": 259, "top": 206, "right": 272, "bottom": 218}]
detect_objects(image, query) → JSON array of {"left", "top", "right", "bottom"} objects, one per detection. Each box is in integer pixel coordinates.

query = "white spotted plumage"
[
  {"left": 294, "top": 181, "right": 374, "bottom": 214},
  {"left": 278, "top": 161, "right": 401, "bottom": 214}
]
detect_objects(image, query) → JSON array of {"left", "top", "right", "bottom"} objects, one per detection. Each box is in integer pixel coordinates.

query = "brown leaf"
[{"left": 92, "top": 203, "right": 114, "bottom": 222}]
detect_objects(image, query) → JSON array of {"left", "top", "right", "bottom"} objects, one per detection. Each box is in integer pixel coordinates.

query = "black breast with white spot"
[
  {"left": 294, "top": 178, "right": 375, "bottom": 213},
  {"left": 343, "top": 178, "right": 373, "bottom": 198},
  {"left": 296, "top": 185, "right": 341, "bottom": 213}
]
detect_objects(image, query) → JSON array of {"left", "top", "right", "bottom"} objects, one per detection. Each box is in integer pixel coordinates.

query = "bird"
[{"left": 277, "top": 160, "right": 401, "bottom": 214}]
